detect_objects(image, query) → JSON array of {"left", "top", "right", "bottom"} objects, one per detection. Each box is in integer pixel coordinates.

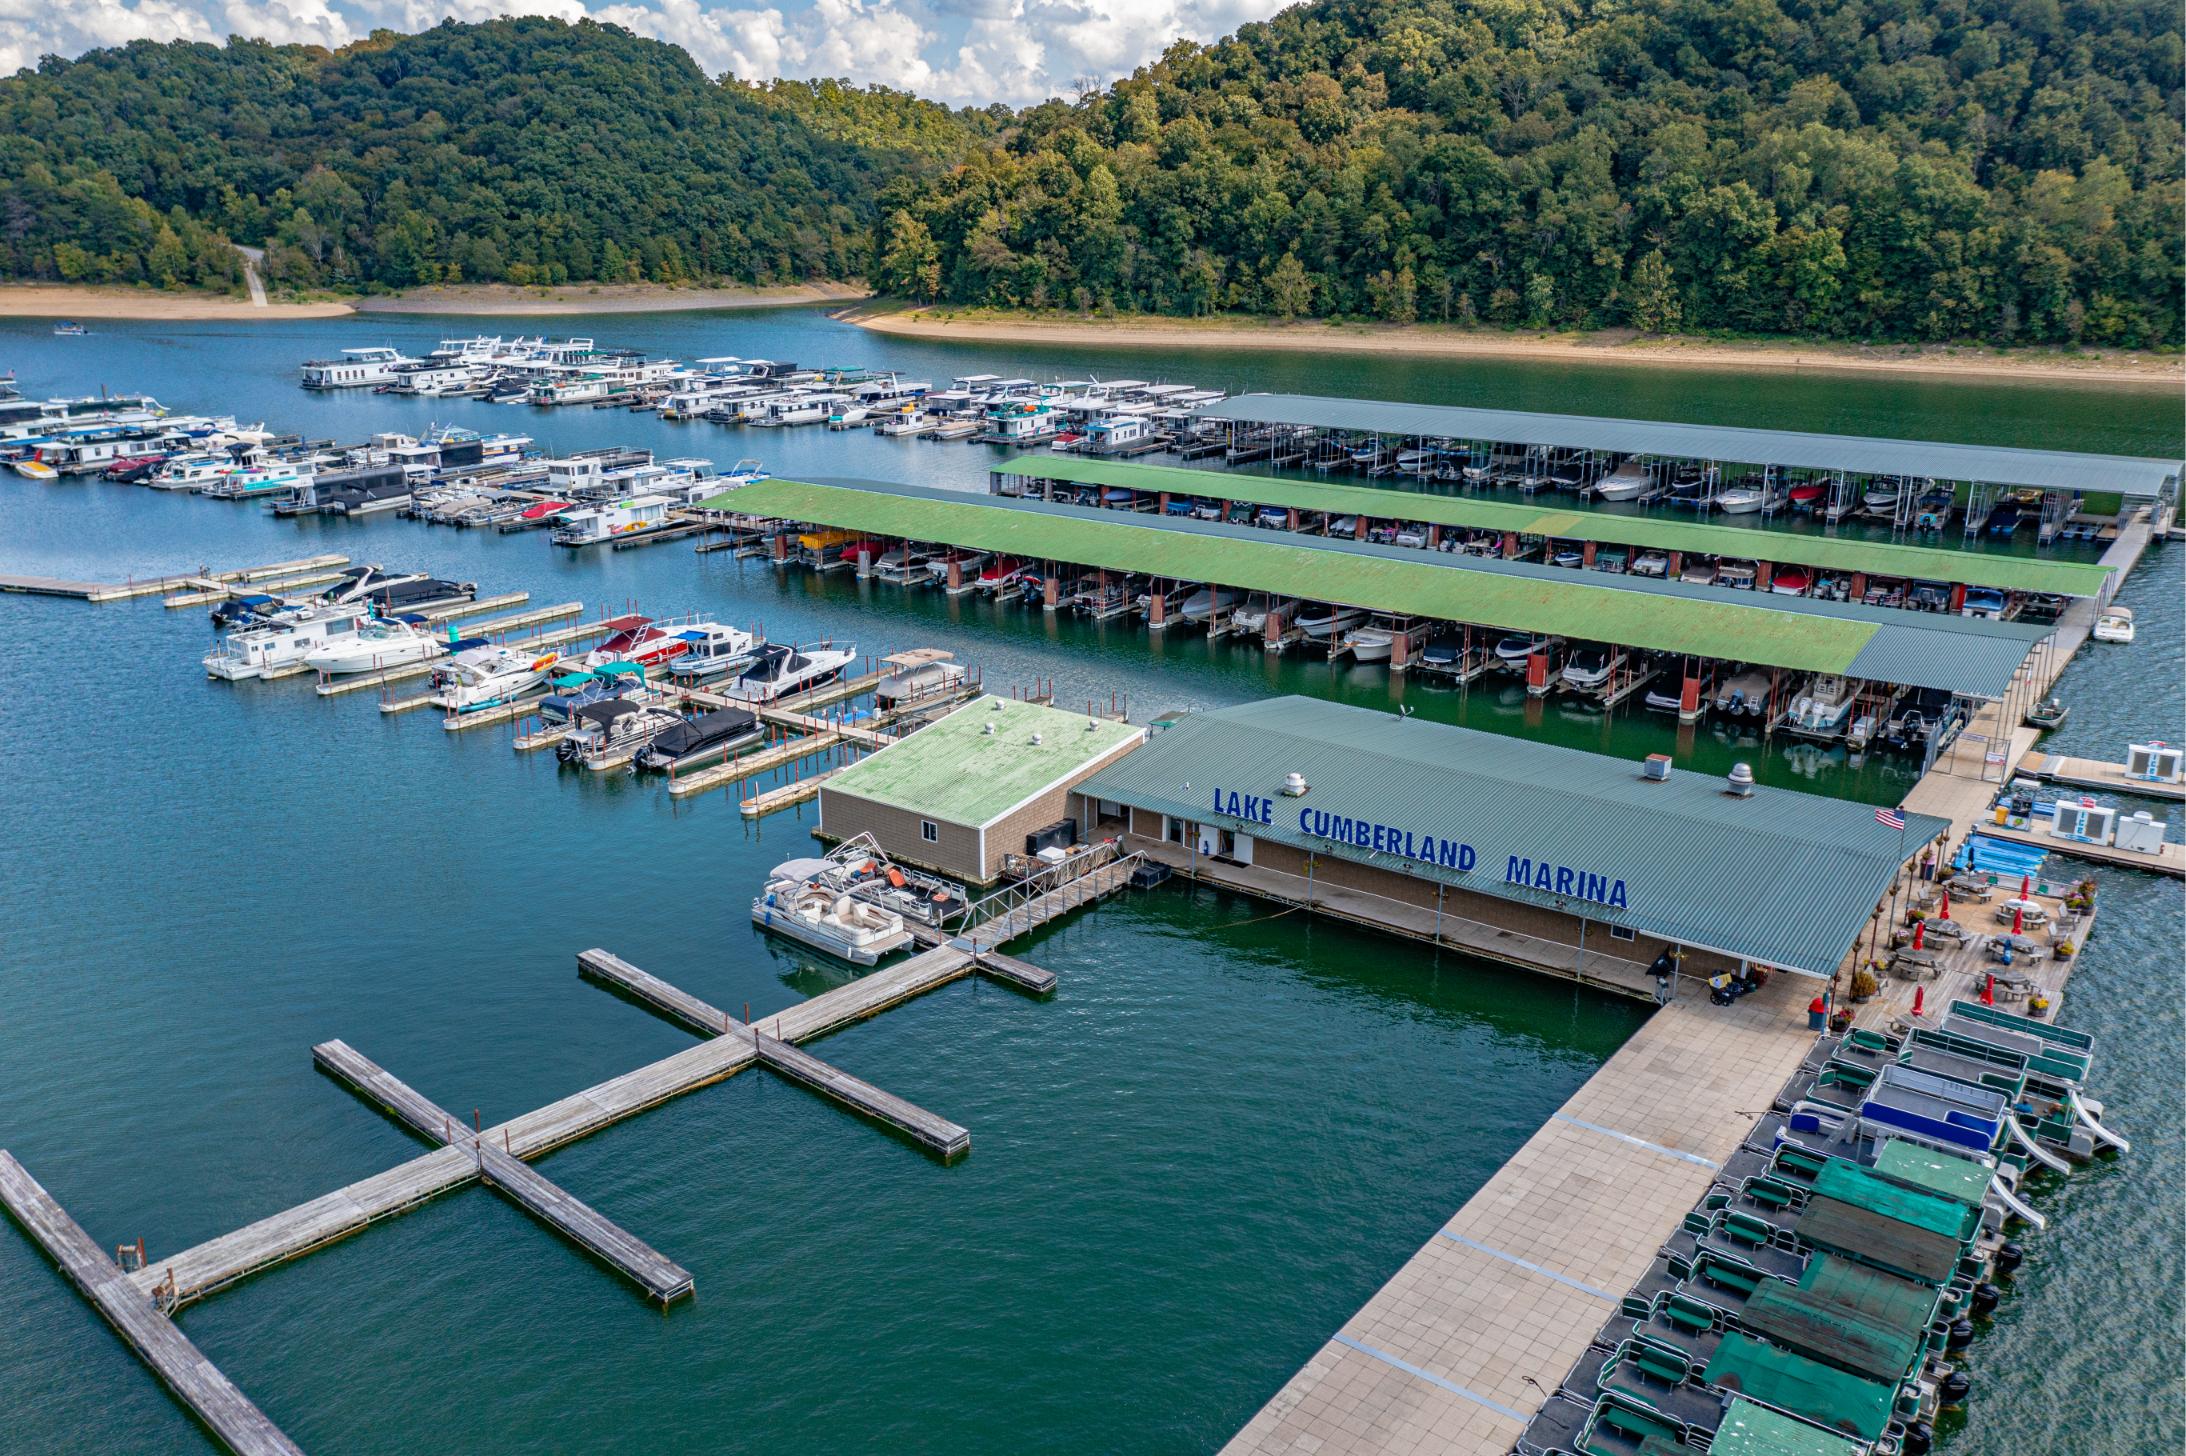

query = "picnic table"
[{"left": 1944, "top": 875, "right": 1995, "bottom": 901}]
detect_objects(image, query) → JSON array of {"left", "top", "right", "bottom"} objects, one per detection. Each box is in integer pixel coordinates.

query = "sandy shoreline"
[
  {"left": 0, "top": 285, "right": 353, "bottom": 320},
  {"left": 843, "top": 306, "right": 2183, "bottom": 387},
  {"left": 356, "top": 282, "right": 871, "bottom": 316}
]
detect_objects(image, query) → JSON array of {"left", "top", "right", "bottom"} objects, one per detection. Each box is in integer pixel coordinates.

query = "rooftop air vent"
[
  {"left": 1642, "top": 754, "right": 1672, "bottom": 782},
  {"left": 982, "top": 722, "right": 995, "bottom": 735},
  {"left": 1281, "top": 772, "right": 1309, "bottom": 797},
  {"left": 1030, "top": 732, "right": 1043, "bottom": 745},
  {"left": 1726, "top": 763, "right": 1755, "bottom": 798},
  {"left": 1086, "top": 718, "right": 1099, "bottom": 732}
]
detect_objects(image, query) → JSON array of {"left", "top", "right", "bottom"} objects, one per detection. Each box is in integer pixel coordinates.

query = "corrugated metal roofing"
[
  {"left": 720, "top": 477, "right": 2048, "bottom": 698},
  {"left": 993, "top": 455, "right": 2116, "bottom": 598},
  {"left": 1201, "top": 394, "right": 2180, "bottom": 497},
  {"left": 1076, "top": 697, "right": 1947, "bottom": 976}
]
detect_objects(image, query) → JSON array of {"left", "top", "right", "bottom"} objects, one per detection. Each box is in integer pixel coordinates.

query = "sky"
[{"left": 0, "top": 0, "right": 1291, "bottom": 107}]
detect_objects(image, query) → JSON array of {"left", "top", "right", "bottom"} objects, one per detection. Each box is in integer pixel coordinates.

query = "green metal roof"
[
  {"left": 993, "top": 455, "right": 2116, "bottom": 597},
  {"left": 1703, "top": 1333, "right": 1896, "bottom": 1443},
  {"left": 1710, "top": 1396, "right": 1865, "bottom": 1456},
  {"left": 1796, "top": 1253, "right": 1945, "bottom": 1336},
  {"left": 821, "top": 694, "right": 1142, "bottom": 827},
  {"left": 1870, "top": 1140, "right": 1995, "bottom": 1208},
  {"left": 1075, "top": 697, "right": 1948, "bottom": 976},
  {"left": 716, "top": 478, "right": 2047, "bottom": 699},
  {"left": 1200, "top": 393, "right": 2182, "bottom": 498}
]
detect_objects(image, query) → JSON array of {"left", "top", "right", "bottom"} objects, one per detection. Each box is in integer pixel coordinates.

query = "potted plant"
[{"left": 1850, "top": 967, "right": 1880, "bottom": 1003}]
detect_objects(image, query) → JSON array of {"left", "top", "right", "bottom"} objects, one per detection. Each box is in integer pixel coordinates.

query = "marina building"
[
  {"left": 1073, "top": 697, "right": 1946, "bottom": 992},
  {"left": 817, "top": 695, "right": 1146, "bottom": 884}
]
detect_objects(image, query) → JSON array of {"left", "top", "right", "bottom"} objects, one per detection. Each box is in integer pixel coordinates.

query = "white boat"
[
  {"left": 1493, "top": 633, "right": 1546, "bottom": 671},
  {"left": 751, "top": 858, "right": 913, "bottom": 965},
  {"left": 551, "top": 494, "right": 670, "bottom": 546},
  {"left": 1862, "top": 484, "right": 1903, "bottom": 511},
  {"left": 876, "top": 649, "right": 966, "bottom": 706},
  {"left": 1342, "top": 627, "right": 1395, "bottom": 663},
  {"left": 1788, "top": 675, "right": 1857, "bottom": 737},
  {"left": 1715, "top": 486, "right": 1766, "bottom": 514},
  {"left": 1629, "top": 551, "right": 1669, "bottom": 578},
  {"left": 720, "top": 642, "right": 857, "bottom": 704},
  {"left": 429, "top": 644, "right": 562, "bottom": 713},
  {"left": 204, "top": 610, "right": 367, "bottom": 680},
  {"left": 301, "top": 347, "right": 418, "bottom": 389},
  {"left": 665, "top": 623, "right": 760, "bottom": 679},
  {"left": 302, "top": 617, "right": 451, "bottom": 674},
  {"left": 2093, "top": 606, "right": 2135, "bottom": 644},
  {"left": 1561, "top": 646, "right": 1623, "bottom": 690},
  {"left": 555, "top": 699, "right": 684, "bottom": 769},
  {"left": 1294, "top": 604, "right": 1364, "bottom": 641},
  {"left": 1177, "top": 586, "right": 1240, "bottom": 622},
  {"left": 9, "top": 458, "right": 58, "bottom": 480},
  {"left": 148, "top": 454, "right": 236, "bottom": 491},
  {"left": 1592, "top": 461, "right": 1650, "bottom": 500}
]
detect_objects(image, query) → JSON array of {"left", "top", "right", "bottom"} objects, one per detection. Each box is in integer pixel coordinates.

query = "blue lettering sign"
[{"left": 1504, "top": 854, "right": 1631, "bottom": 910}]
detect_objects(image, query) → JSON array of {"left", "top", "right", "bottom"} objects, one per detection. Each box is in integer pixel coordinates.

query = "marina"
[{"left": 0, "top": 310, "right": 2178, "bottom": 1456}]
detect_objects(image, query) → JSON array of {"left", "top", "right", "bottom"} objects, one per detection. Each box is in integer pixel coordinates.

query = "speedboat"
[
  {"left": 1177, "top": 586, "right": 1240, "bottom": 623},
  {"left": 632, "top": 706, "right": 764, "bottom": 773},
  {"left": 1769, "top": 566, "right": 1812, "bottom": 596},
  {"left": 556, "top": 699, "right": 684, "bottom": 769},
  {"left": 665, "top": 623, "right": 759, "bottom": 679},
  {"left": 1961, "top": 586, "right": 2008, "bottom": 619},
  {"left": 1715, "top": 485, "right": 1765, "bottom": 514},
  {"left": 1592, "top": 461, "right": 1649, "bottom": 500},
  {"left": 429, "top": 644, "right": 561, "bottom": 713},
  {"left": 2092, "top": 606, "right": 2134, "bottom": 643},
  {"left": 538, "top": 668, "right": 641, "bottom": 724},
  {"left": 1787, "top": 483, "right": 1827, "bottom": 511},
  {"left": 751, "top": 858, "right": 913, "bottom": 965},
  {"left": 52, "top": 322, "right": 87, "bottom": 337},
  {"left": 10, "top": 458, "right": 58, "bottom": 480},
  {"left": 1493, "top": 633, "right": 1544, "bottom": 670},
  {"left": 302, "top": 616, "right": 451, "bottom": 674},
  {"left": 1294, "top": 604, "right": 1364, "bottom": 641},
  {"left": 1862, "top": 483, "right": 1903, "bottom": 512},
  {"left": 203, "top": 610, "right": 367, "bottom": 680},
  {"left": 1417, "top": 636, "right": 1462, "bottom": 673},
  {"left": 1342, "top": 627, "right": 1395, "bottom": 662},
  {"left": 1629, "top": 552, "right": 1669, "bottom": 578},
  {"left": 720, "top": 642, "right": 858, "bottom": 704},
  {"left": 1562, "top": 645, "right": 1620, "bottom": 690},
  {"left": 1787, "top": 674, "right": 1856, "bottom": 737}
]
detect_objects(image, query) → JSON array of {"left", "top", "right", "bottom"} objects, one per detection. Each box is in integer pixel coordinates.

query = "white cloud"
[{"left": 2, "top": 0, "right": 1294, "bottom": 104}]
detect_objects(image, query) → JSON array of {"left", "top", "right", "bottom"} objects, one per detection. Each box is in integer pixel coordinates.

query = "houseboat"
[{"left": 301, "top": 347, "right": 419, "bottom": 389}]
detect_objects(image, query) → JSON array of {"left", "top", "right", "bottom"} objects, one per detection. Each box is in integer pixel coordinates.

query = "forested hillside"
[
  {"left": 877, "top": 0, "right": 2184, "bottom": 347},
  {"left": 0, "top": 19, "right": 985, "bottom": 294}
]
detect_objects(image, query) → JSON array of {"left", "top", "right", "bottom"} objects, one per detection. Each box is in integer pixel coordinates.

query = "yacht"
[
  {"left": 664, "top": 622, "right": 759, "bottom": 679},
  {"left": 301, "top": 347, "right": 419, "bottom": 389},
  {"left": 2092, "top": 606, "right": 2135, "bottom": 644},
  {"left": 632, "top": 706, "right": 765, "bottom": 773},
  {"left": 429, "top": 644, "right": 562, "bottom": 713},
  {"left": 204, "top": 610, "right": 367, "bottom": 680},
  {"left": 720, "top": 642, "right": 858, "bottom": 704},
  {"left": 1787, "top": 675, "right": 1857, "bottom": 737},
  {"left": 302, "top": 616, "right": 455, "bottom": 674},
  {"left": 580, "top": 618, "right": 716, "bottom": 672},
  {"left": 555, "top": 699, "right": 685, "bottom": 769},
  {"left": 751, "top": 857, "right": 913, "bottom": 965}
]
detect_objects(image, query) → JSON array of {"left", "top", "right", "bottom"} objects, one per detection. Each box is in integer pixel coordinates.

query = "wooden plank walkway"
[
  {"left": 0, "top": 554, "right": 349, "bottom": 602},
  {"left": 740, "top": 765, "right": 844, "bottom": 816},
  {"left": 0, "top": 1153, "right": 304, "bottom": 1456},
  {"left": 164, "top": 569, "right": 348, "bottom": 608},
  {"left": 417, "top": 592, "right": 527, "bottom": 622},
  {"left": 312, "top": 1041, "right": 693, "bottom": 1304},
  {"left": 2017, "top": 750, "right": 2185, "bottom": 802},
  {"left": 667, "top": 731, "right": 837, "bottom": 798},
  {"left": 960, "top": 857, "right": 1141, "bottom": 950},
  {"left": 966, "top": 948, "right": 1058, "bottom": 995}
]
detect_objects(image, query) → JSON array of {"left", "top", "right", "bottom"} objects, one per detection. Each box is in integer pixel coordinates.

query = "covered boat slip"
[
  {"left": 1076, "top": 697, "right": 1948, "bottom": 978},
  {"left": 718, "top": 477, "right": 2051, "bottom": 701},
  {"left": 990, "top": 455, "right": 2119, "bottom": 600},
  {"left": 1197, "top": 394, "right": 2183, "bottom": 500}
]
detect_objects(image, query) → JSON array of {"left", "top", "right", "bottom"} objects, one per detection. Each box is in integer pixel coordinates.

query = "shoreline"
[
  {"left": 0, "top": 285, "right": 353, "bottom": 321},
  {"left": 842, "top": 305, "right": 2184, "bottom": 386},
  {"left": 355, "top": 281, "right": 871, "bottom": 316}
]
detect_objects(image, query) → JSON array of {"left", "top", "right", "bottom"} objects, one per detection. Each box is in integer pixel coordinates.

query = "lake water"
[{"left": 0, "top": 306, "right": 2178, "bottom": 1455}]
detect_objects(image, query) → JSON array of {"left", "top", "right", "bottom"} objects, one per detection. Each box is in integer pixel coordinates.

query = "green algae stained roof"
[
  {"left": 991, "top": 455, "right": 2115, "bottom": 597},
  {"left": 1811, "top": 1158, "right": 1984, "bottom": 1242},
  {"left": 1703, "top": 1333, "right": 1896, "bottom": 1443},
  {"left": 1077, "top": 697, "right": 1949, "bottom": 976},
  {"left": 821, "top": 694, "right": 1143, "bottom": 827},
  {"left": 716, "top": 477, "right": 2047, "bottom": 698},
  {"left": 1710, "top": 1397, "right": 1865, "bottom": 1456},
  {"left": 1870, "top": 1140, "right": 1995, "bottom": 1208}
]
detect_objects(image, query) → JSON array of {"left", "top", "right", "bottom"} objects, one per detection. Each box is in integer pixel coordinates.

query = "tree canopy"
[{"left": 879, "top": 0, "right": 2184, "bottom": 347}]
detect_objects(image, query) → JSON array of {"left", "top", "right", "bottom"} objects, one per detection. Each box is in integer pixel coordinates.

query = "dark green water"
[{"left": 0, "top": 309, "right": 2177, "bottom": 1454}]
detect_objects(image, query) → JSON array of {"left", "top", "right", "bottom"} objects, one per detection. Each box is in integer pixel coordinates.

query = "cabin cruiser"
[
  {"left": 580, "top": 618, "right": 725, "bottom": 672},
  {"left": 665, "top": 623, "right": 760, "bottom": 680},
  {"left": 556, "top": 699, "right": 684, "bottom": 768},
  {"left": 751, "top": 857, "right": 915, "bottom": 965},
  {"left": 301, "top": 347, "right": 419, "bottom": 389},
  {"left": 334, "top": 570, "right": 476, "bottom": 616},
  {"left": 147, "top": 452, "right": 236, "bottom": 491},
  {"left": 2092, "top": 606, "right": 2134, "bottom": 643},
  {"left": 302, "top": 616, "right": 454, "bottom": 674},
  {"left": 721, "top": 642, "right": 858, "bottom": 704},
  {"left": 203, "top": 610, "right": 367, "bottom": 680},
  {"left": 429, "top": 644, "right": 561, "bottom": 713},
  {"left": 632, "top": 706, "right": 764, "bottom": 773},
  {"left": 1787, "top": 675, "right": 1857, "bottom": 737}
]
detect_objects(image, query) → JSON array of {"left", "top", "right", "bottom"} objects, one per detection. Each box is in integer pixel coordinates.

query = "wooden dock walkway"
[
  {"left": 2017, "top": 750, "right": 2185, "bottom": 802},
  {"left": 740, "top": 765, "right": 844, "bottom": 817},
  {"left": 966, "top": 948, "right": 1058, "bottom": 995},
  {"left": 1976, "top": 823, "right": 2184, "bottom": 877},
  {"left": 0, "top": 1152, "right": 304, "bottom": 1456},
  {"left": 313, "top": 1041, "right": 693, "bottom": 1304},
  {"left": 0, "top": 554, "right": 349, "bottom": 603},
  {"left": 164, "top": 568, "right": 349, "bottom": 608},
  {"left": 667, "top": 730, "right": 837, "bottom": 798},
  {"left": 960, "top": 855, "right": 1142, "bottom": 950}
]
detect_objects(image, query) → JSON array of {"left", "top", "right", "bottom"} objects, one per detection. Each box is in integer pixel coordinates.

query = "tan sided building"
[{"left": 817, "top": 695, "right": 1147, "bottom": 885}]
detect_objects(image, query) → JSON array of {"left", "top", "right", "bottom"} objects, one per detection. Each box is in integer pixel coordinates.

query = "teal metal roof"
[
  {"left": 1202, "top": 394, "right": 2182, "bottom": 498},
  {"left": 1078, "top": 697, "right": 1946, "bottom": 975},
  {"left": 720, "top": 477, "right": 2049, "bottom": 699}
]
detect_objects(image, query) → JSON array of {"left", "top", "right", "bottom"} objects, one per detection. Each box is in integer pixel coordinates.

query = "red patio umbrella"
[
  {"left": 2012, "top": 902, "right": 2025, "bottom": 936},
  {"left": 1938, "top": 891, "right": 1951, "bottom": 921},
  {"left": 1912, "top": 919, "right": 1925, "bottom": 951},
  {"left": 1981, "top": 974, "right": 1996, "bottom": 1007},
  {"left": 1911, "top": 986, "right": 1926, "bottom": 1017}
]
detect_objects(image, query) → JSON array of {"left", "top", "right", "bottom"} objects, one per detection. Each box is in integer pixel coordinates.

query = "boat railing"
[{"left": 957, "top": 842, "right": 1140, "bottom": 935}]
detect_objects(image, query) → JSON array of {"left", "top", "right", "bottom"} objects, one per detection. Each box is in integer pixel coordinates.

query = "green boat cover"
[
  {"left": 1872, "top": 1139, "right": 1995, "bottom": 1208},
  {"left": 1710, "top": 1396, "right": 1864, "bottom": 1456},
  {"left": 1744, "top": 1278, "right": 1924, "bottom": 1383},
  {"left": 1812, "top": 1159, "right": 1983, "bottom": 1242},
  {"left": 1799, "top": 1253, "right": 1944, "bottom": 1334},
  {"left": 1794, "top": 1195, "right": 1962, "bottom": 1284},
  {"left": 1704, "top": 1332, "right": 1896, "bottom": 1443}
]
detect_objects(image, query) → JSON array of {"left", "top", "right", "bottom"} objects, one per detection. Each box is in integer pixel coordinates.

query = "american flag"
[{"left": 1876, "top": 806, "right": 1906, "bottom": 830}]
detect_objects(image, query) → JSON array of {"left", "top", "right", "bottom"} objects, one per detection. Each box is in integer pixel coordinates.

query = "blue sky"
[{"left": 1, "top": 1, "right": 1289, "bottom": 106}]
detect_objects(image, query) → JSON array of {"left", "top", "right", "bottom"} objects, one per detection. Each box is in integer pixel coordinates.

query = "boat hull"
[{"left": 749, "top": 905, "right": 907, "bottom": 965}]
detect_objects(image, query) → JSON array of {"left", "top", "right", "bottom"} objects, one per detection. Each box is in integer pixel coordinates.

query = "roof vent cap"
[
  {"left": 1087, "top": 717, "right": 1099, "bottom": 732},
  {"left": 982, "top": 722, "right": 995, "bottom": 735},
  {"left": 1281, "top": 772, "right": 1309, "bottom": 797},
  {"left": 1726, "top": 763, "right": 1756, "bottom": 797},
  {"left": 1642, "top": 754, "right": 1673, "bottom": 782},
  {"left": 1030, "top": 731, "right": 1043, "bottom": 745},
  {"left": 990, "top": 698, "right": 1004, "bottom": 711}
]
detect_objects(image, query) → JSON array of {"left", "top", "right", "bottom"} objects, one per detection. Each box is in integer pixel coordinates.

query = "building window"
[
  {"left": 1609, "top": 925, "right": 1637, "bottom": 942},
  {"left": 920, "top": 819, "right": 938, "bottom": 843}
]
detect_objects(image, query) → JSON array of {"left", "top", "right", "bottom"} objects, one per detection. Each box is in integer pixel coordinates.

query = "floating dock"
[
  {"left": 0, "top": 554, "right": 350, "bottom": 603},
  {"left": 2016, "top": 750, "right": 2185, "bottom": 802}
]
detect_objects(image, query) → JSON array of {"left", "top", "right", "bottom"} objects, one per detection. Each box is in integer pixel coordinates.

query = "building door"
[{"left": 1234, "top": 833, "right": 1256, "bottom": 866}]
